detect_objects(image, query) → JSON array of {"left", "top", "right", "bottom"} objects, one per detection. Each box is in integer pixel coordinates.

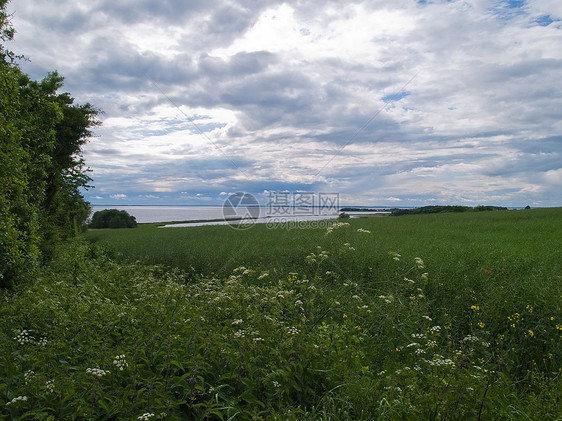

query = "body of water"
[
  {"left": 91, "top": 206, "right": 228, "bottom": 223},
  {"left": 90, "top": 206, "right": 348, "bottom": 226}
]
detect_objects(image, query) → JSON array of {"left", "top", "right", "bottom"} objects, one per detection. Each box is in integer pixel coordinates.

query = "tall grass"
[{"left": 1, "top": 208, "right": 560, "bottom": 419}]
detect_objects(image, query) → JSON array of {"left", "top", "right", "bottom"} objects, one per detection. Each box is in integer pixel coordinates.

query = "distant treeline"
[
  {"left": 340, "top": 207, "right": 391, "bottom": 212},
  {"left": 390, "top": 205, "right": 508, "bottom": 216}
]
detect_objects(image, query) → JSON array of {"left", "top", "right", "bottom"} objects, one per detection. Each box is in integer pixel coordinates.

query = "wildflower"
[
  {"left": 6, "top": 396, "right": 28, "bottom": 406},
  {"left": 138, "top": 413, "right": 155, "bottom": 420},
  {"left": 471, "top": 305, "right": 480, "bottom": 311},
  {"left": 528, "top": 329, "right": 534, "bottom": 337},
  {"left": 478, "top": 322, "right": 485, "bottom": 328},
  {"left": 272, "top": 380, "right": 281, "bottom": 388},
  {"left": 352, "top": 295, "right": 360, "bottom": 300},
  {"left": 287, "top": 327, "right": 300, "bottom": 335},
  {"left": 414, "top": 257, "right": 424, "bottom": 269},
  {"left": 325, "top": 222, "right": 350, "bottom": 235},
  {"left": 389, "top": 251, "right": 401, "bottom": 261},
  {"left": 421, "top": 272, "right": 429, "bottom": 281},
  {"left": 113, "top": 355, "right": 128, "bottom": 371},
  {"left": 343, "top": 313, "right": 348, "bottom": 319},
  {"left": 404, "top": 277, "right": 415, "bottom": 284},
  {"left": 357, "top": 228, "right": 371, "bottom": 233},
  {"left": 14, "top": 329, "right": 34, "bottom": 345},
  {"left": 423, "top": 315, "right": 432, "bottom": 321},
  {"left": 24, "top": 370, "right": 35, "bottom": 383},
  {"left": 231, "top": 319, "right": 243, "bottom": 325},
  {"left": 258, "top": 272, "right": 269, "bottom": 280},
  {"left": 86, "top": 368, "right": 109, "bottom": 377},
  {"left": 305, "top": 253, "right": 317, "bottom": 263},
  {"left": 46, "top": 380, "right": 55, "bottom": 393},
  {"left": 253, "top": 337, "right": 265, "bottom": 343}
]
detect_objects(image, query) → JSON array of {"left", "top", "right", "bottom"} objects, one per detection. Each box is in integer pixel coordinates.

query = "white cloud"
[{"left": 8, "top": 0, "right": 562, "bottom": 206}]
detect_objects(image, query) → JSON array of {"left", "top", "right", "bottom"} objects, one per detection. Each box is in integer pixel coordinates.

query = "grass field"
[{"left": 1, "top": 208, "right": 561, "bottom": 419}]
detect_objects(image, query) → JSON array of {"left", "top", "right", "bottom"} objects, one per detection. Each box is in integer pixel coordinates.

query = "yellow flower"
[
  {"left": 471, "top": 305, "right": 480, "bottom": 311},
  {"left": 478, "top": 322, "right": 485, "bottom": 328},
  {"left": 528, "top": 329, "right": 535, "bottom": 337},
  {"left": 343, "top": 314, "right": 348, "bottom": 319}
]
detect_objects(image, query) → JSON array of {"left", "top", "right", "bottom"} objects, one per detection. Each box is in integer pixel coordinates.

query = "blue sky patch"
[
  {"left": 382, "top": 91, "right": 411, "bottom": 103},
  {"left": 532, "top": 15, "right": 555, "bottom": 27}
]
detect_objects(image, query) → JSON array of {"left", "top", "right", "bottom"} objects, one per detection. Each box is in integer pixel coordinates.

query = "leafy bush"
[{"left": 89, "top": 209, "right": 137, "bottom": 229}]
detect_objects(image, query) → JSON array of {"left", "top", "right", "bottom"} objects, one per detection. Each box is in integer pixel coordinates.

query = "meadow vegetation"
[{"left": 1, "top": 208, "right": 561, "bottom": 419}]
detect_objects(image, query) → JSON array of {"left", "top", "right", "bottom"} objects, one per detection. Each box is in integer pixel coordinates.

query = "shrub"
[{"left": 89, "top": 209, "right": 137, "bottom": 229}]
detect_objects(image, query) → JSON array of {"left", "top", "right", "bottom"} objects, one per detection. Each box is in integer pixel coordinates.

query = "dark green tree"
[
  {"left": 89, "top": 209, "right": 138, "bottom": 229},
  {"left": 0, "top": 0, "right": 100, "bottom": 285}
]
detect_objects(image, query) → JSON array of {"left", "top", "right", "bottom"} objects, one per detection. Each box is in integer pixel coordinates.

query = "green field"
[{"left": 1, "top": 208, "right": 561, "bottom": 419}]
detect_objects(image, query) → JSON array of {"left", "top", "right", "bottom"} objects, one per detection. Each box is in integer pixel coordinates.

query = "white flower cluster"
[
  {"left": 257, "top": 272, "right": 269, "bottom": 280},
  {"left": 14, "top": 329, "right": 34, "bottom": 345},
  {"left": 46, "top": 380, "right": 55, "bottom": 393},
  {"left": 13, "top": 329, "right": 48, "bottom": 346},
  {"left": 325, "top": 222, "right": 349, "bottom": 235},
  {"left": 411, "top": 333, "right": 426, "bottom": 339},
  {"left": 357, "top": 228, "right": 371, "bottom": 233},
  {"left": 86, "top": 367, "right": 109, "bottom": 377},
  {"left": 113, "top": 355, "right": 128, "bottom": 371},
  {"left": 343, "top": 242, "right": 355, "bottom": 251},
  {"left": 426, "top": 355, "right": 456, "bottom": 368},
  {"left": 24, "top": 370, "right": 35, "bottom": 383},
  {"left": 414, "top": 257, "right": 425, "bottom": 269},
  {"left": 138, "top": 413, "right": 155, "bottom": 420},
  {"left": 6, "top": 395, "right": 28, "bottom": 405},
  {"left": 378, "top": 295, "right": 392, "bottom": 304},
  {"left": 287, "top": 327, "right": 300, "bottom": 335},
  {"left": 231, "top": 319, "right": 243, "bottom": 325},
  {"left": 233, "top": 266, "right": 249, "bottom": 275},
  {"left": 305, "top": 250, "right": 329, "bottom": 264}
]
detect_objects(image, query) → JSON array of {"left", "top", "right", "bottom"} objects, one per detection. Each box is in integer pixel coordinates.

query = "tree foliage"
[
  {"left": 0, "top": 0, "right": 100, "bottom": 286},
  {"left": 89, "top": 209, "right": 138, "bottom": 229}
]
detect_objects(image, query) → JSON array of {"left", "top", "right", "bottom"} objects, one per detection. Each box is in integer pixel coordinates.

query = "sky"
[{"left": 7, "top": 0, "right": 562, "bottom": 207}]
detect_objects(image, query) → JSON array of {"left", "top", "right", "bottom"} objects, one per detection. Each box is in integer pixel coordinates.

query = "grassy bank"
[{"left": 1, "top": 208, "right": 560, "bottom": 419}]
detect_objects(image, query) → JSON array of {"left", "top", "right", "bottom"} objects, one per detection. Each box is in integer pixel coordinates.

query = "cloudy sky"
[{"left": 8, "top": 0, "right": 562, "bottom": 207}]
